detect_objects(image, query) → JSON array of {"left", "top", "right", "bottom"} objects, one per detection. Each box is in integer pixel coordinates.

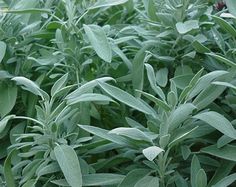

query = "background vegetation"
[{"left": 0, "top": 0, "right": 236, "bottom": 186}]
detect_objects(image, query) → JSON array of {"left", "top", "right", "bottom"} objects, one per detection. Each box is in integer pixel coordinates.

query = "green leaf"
[
  {"left": 181, "top": 145, "right": 191, "bottom": 160},
  {"left": 109, "top": 127, "right": 152, "bottom": 142},
  {"left": 132, "top": 47, "right": 146, "bottom": 96},
  {"left": 51, "top": 73, "right": 68, "bottom": 97},
  {"left": 83, "top": 24, "right": 112, "bottom": 63},
  {"left": 142, "top": 146, "right": 164, "bottom": 161},
  {"left": 217, "top": 135, "right": 234, "bottom": 148},
  {"left": 54, "top": 145, "right": 82, "bottom": 187},
  {"left": 51, "top": 179, "right": 69, "bottom": 186},
  {"left": 212, "top": 173, "right": 236, "bottom": 187},
  {"left": 179, "top": 68, "right": 204, "bottom": 102},
  {"left": 67, "top": 93, "right": 114, "bottom": 105},
  {"left": 201, "top": 144, "right": 236, "bottom": 162},
  {"left": 142, "top": 0, "right": 158, "bottom": 21},
  {"left": 3, "top": 8, "right": 51, "bottom": 14},
  {"left": 37, "top": 162, "right": 60, "bottom": 177},
  {"left": 159, "top": 134, "right": 170, "bottom": 149},
  {"left": 136, "top": 90, "right": 171, "bottom": 111},
  {"left": 0, "top": 115, "right": 15, "bottom": 134},
  {"left": 79, "top": 125, "right": 127, "bottom": 145},
  {"left": 192, "top": 40, "right": 211, "bottom": 53},
  {"left": 196, "top": 169, "right": 207, "bottom": 187},
  {"left": 4, "top": 149, "right": 17, "bottom": 187},
  {"left": 187, "top": 70, "right": 228, "bottom": 100},
  {"left": 172, "top": 74, "right": 194, "bottom": 90},
  {"left": 212, "top": 15, "right": 236, "bottom": 37},
  {"left": 175, "top": 174, "right": 189, "bottom": 187},
  {"left": 12, "top": 76, "right": 49, "bottom": 100},
  {"left": 0, "top": 41, "right": 6, "bottom": 63},
  {"left": 145, "top": 63, "right": 165, "bottom": 100},
  {"left": 118, "top": 169, "right": 150, "bottom": 187},
  {"left": 192, "top": 84, "right": 226, "bottom": 110},
  {"left": 206, "top": 53, "right": 236, "bottom": 67},
  {"left": 193, "top": 111, "right": 236, "bottom": 139},
  {"left": 89, "top": 0, "right": 128, "bottom": 9},
  {"left": 208, "top": 161, "right": 235, "bottom": 186},
  {"left": 168, "top": 103, "right": 196, "bottom": 131},
  {"left": 211, "top": 27, "right": 225, "bottom": 52},
  {"left": 176, "top": 20, "right": 199, "bottom": 34},
  {"left": 225, "top": 0, "right": 236, "bottom": 17},
  {"left": 98, "top": 82, "right": 155, "bottom": 115},
  {"left": 191, "top": 155, "right": 201, "bottom": 187},
  {"left": 83, "top": 174, "right": 125, "bottom": 186},
  {"left": 22, "top": 180, "right": 36, "bottom": 187},
  {"left": 135, "top": 176, "right": 159, "bottom": 187},
  {"left": 212, "top": 81, "right": 236, "bottom": 90},
  {"left": 156, "top": 68, "right": 168, "bottom": 87},
  {"left": 168, "top": 126, "right": 198, "bottom": 148},
  {"left": 111, "top": 44, "right": 132, "bottom": 69},
  {"left": 66, "top": 77, "right": 114, "bottom": 100},
  {"left": 0, "top": 82, "right": 17, "bottom": 117}
]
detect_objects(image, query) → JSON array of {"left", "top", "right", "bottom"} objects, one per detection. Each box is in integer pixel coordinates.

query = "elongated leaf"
[
  {"left": 37, "top": 162, "right": 60, "bottom": 177},
  {"left": 168, "top": 103, "right": 196, "bottom": 131},
  {"left": 67, "top": 93, "right": 114, "bottom": 105},
  {"left": 84, "top": 24, "right": 111, "bottom": 62},
  {"left": 118, "top": 169, "right": 150, "bottom": 187},
  {"left": 4, "top": 149, "right": 17, "bottom": 187},
  {"left": 22, "top": 180, "right": 36, "bottom": 187},
  {"left": 192, "top": 40, "right": 211, "bottom": 53},
  {"left": 142, "top": 146, "right": 164, "bottom": 161},
  {"left": 0, "top": 115, "right": 15, "bottom": 134},
  {"left": 0, "top": 82, "right": 17, "bottom": 117},
  {"left": 145, "top": 64, "right": 165, "bottom": 100},
  {"left": 51, "top": 179, "right": 69, "bottom": 186},
  {"left": 54, "top": 145, "right": 82, "bottom": 187},
  {"left": 179, "top": 68, "right": 204, "bottom": 102},
  {"left": 225, "top": 0, "right": 236, "bottom": 16},
  {"left": 191, "top": 155, "right": 201, "bottom": 187},
  {"left": 0, "top": 41, "right": 6, "bottom": 63},
  {"left": 168, "top": 126, "right": 198, "bottom": 148},
  {"left": 51, "top": 73, "right": 68, "bottom": 97},
  {"left": 206, "top": 53, "right": 236, "bottom": 67},
  {"left": 89, "top": 0, "right": 128, "bottom": 9},
  {"left": 176, "top": 20, "right": 199, "bottom": 34},
  {"left": 142, "top": 0, "right": 158, "bottom": 21},
  {"left": 193, "top": 84, "right": 226, "bottom": 110},
  {"left": 193, "top": 111, "right": 236, "bottom": 139},
  {"left": 212, "top": 81, "right": 236, "bottom": 90},
  {"left": 187, "top": 70, "right": 228, "bottom": 100},
  {"left": 208, "top": 161, "right": 235, "bottom": 186},
  {"left": 156, "top": 68, "right": 168, "bottom": 87},
  {"left": 12, "top": 76, "right": 48, "bottom": 100},
  {"left": 212, "top": 27, "right": 225, "bottom": 51},
  {"left": 83, "top": 174, "right": 125, "bottom": 186},
  {"left": 3, "top": 8, "right": 51, "bottom": 14},
  {"left": 212, "top": 173, "right": 236, "bottom": 187},
  {"left": 109, "top": 127, "right": 151, "bottom": 142},
  {"left": 98, "top": 82, "right": 155, "bottom": 115},
  {"left": 212, "top": 15, "right": 236, "bottom": 37},
  {"left": 136, "top": 90, "right": 171, "bottom": 111},
  {"left": 201, "top": 145, "right": 236, "bottom": 162},
  {"left": 196, "top": 169, "right": 207, "bottom": 187},
  {"left": 132, "top": 47, "right": 146, "bottom": 96},
  {"left": 135, "top": 176, "right": 159, "bottom": 187},
  {"left": 66, "top": 77, "right": 114, "bottom": 100},
  {"left": 112, "top": 44, "right": 132, "bottom": 69},
  {"left": 79, "top": 125, "right": 127, "bottom": 145}
]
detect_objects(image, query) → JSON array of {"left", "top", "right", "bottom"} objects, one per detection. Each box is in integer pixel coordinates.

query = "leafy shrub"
[{"left": 0, "top": 0, "right": 236, "bottom": 187}]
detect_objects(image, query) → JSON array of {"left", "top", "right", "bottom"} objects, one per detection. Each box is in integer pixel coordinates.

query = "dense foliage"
[{"left": 0, "top": 0, "right": 236, "bottom": 186}]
